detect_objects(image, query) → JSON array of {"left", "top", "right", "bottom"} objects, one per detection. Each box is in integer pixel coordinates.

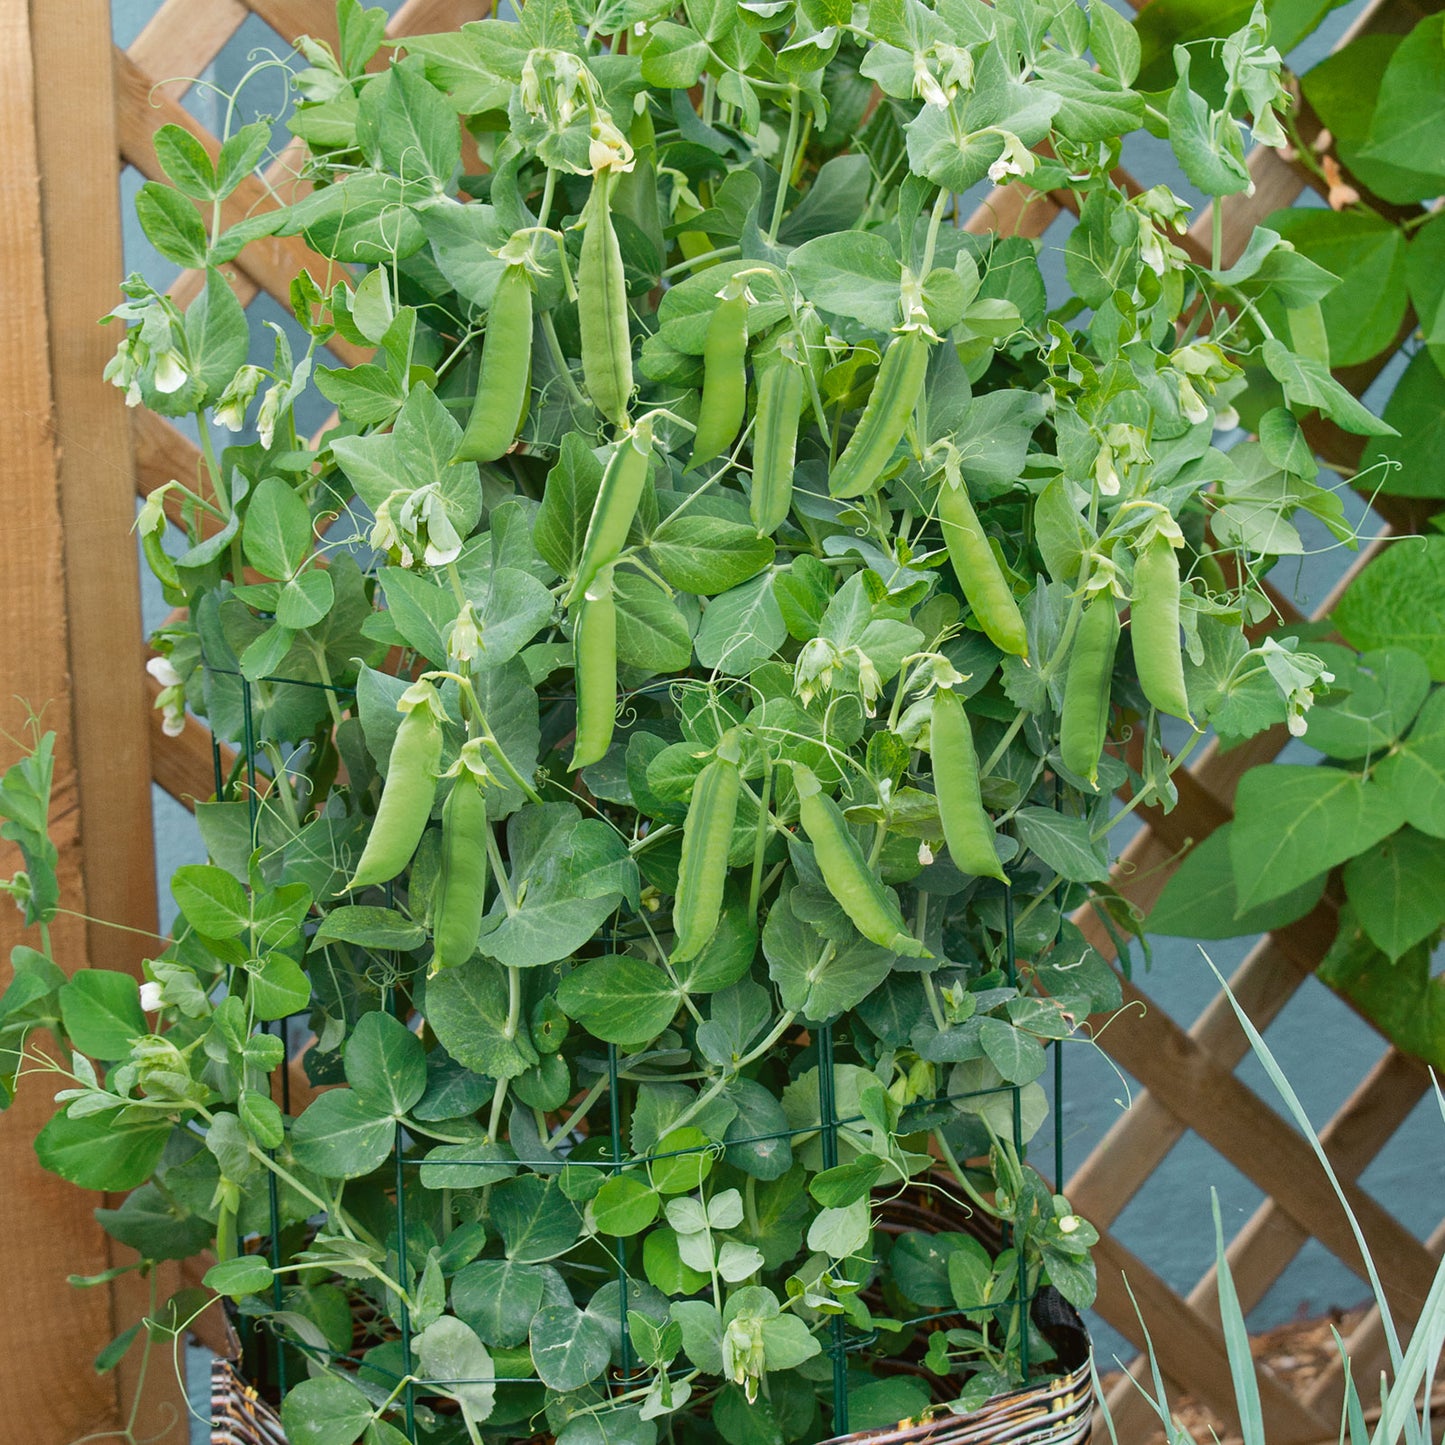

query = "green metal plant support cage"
[{"left": 207, "top": 665, "right": 1076, "bottom": 1444}]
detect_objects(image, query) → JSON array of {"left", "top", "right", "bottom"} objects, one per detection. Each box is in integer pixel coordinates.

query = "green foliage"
[{"left": 5, "top": 0, "right": 1417, "bottom": 1437}]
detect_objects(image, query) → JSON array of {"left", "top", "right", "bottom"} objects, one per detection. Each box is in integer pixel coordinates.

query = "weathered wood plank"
[{"left": 0, "top": 2, "right": 122, "bottom": 1436}]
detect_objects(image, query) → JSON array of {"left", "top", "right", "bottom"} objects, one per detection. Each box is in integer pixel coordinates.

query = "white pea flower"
[
  {"left": 146, "top": 654, "right": 183, "bottom": 689},
  {"left": 213, "top": 365, "right": 265, "bottom": 432},
  {"left": 255, "top": 382, "right": 283, "bottom": 449},
  {"left": 1177, "top": 375, "right": 1210, "bottom": 426},
  {"left": 1093, "top": 444, "right": 1120, "bottom": 497},
  {"left": 986, "top": 131, "right": 1035, "bottom": 185},
  {"left": 138, "top": 981, "right": 164, "bottom": 1012},
  {"left": 448, "top": 601, "right": 484, "bottom": 665},
  {"left": 152, "top": 348, "right": 189, "bottom": 394}
]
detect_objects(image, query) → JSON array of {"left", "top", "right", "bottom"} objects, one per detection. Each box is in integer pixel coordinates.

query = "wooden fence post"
[{"left": 0, "top": 0, "right": 181, "bottom": 1439}]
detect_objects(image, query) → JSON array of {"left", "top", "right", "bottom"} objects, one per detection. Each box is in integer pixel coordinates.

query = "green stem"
[{"left": 768, "top": 91, "right": 800, "bottom": 244}]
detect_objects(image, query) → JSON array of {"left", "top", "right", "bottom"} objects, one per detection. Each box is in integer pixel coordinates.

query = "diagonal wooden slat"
[{"left": 127, "top": 0, "right": 249, "bottom": 94}]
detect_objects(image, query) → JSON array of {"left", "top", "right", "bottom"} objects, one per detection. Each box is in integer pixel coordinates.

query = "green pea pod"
[
  {"left": 938, "top": 474, "right": 1029, "bottom": 658},
  {"left": 671, "top": 749, "right": 742, "bottom": 963},
  {"left": 570, "top": 566, "right": 618, "bottom": 770},
  {"left": 454, "top": 263, "right": 533, "bottom": 463},
  {"left": 929, "top": 688, "right": 1007, "bottom": 883},
  {"left": 828, "top": 327, "right": 930, "bottom": 499},
  {"left": 430, "top": 758, "right": 489, "bottom": 973},
  {"left": 688, "top": 290, "right": 749, "bottom": 472},
  {"left": 793, "top": 764, "right": 929, "bottom": 957},
  {"left": 750, "top": 348, "right": 803, "bottom": 537},
  {"left": 1059, "top": 595, "right": 1120, "bottom": 790},
  {"left": 566, "top": 416, "right": 654, "bottom": 607},
  {"left": 579, "top": 170, "right": 633, "bottom": 428},
  {"left": 1133, "top": 535, "right": 1192, "bottom": 722},
  {"left": 348, "top": 681, "right": 444, "bottom": 891}
]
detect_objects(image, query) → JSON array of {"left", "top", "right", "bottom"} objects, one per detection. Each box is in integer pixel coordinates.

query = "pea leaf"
[
  {"left": 1335, "top": 537, "right": 1445, "bottom": 678},
  {"left": 1012, "top": 807, "right": 1110, "bottom": 884},
  {"left": 613, "top": 572, "right": 694, "bottom": 674},
  {"left": 35, "top": 1108, "right": 172, "bottom": 1191},
  {"left": 416, "top": 1316, "right": 496, "bottom": 1424},
  {"left": 1343, "top": 827, "right": 1445, "bottom": 962},
  {"left": 344, "top": 1011, "right": 427, "bottom": 1116},
  {"left": 281, "top": 1375, "right": 377, "bottom": 1445},
  {"left": 1375, "top": 689, "right": 1445, "bottom": 838},
  {"left": 1359, "top": 350, "right": 1445, "bottom": 500},
  {"left": 453, "top": 1259, "right": 546, "bottom": 1346},
  {"left": 649, "top": 516, "right": 775, "bottom": 595},
  {"left": 1300, "top": 646, "right": 1430, "bottom": 759},
  {"left": 695, "top": 572, "right": 787, "bottom": 674},
  {"left": 556, "top": 955, "right": 681, "bottom": 1045},
  {"left": 763, "top": 888, "right": 894, "bottom": 1021},
  {"left": 425, "top": 956, "right": 540, "bottom": 1079},
  {"left": 58, "top": 971, "right": 145, "bottom": 1059},
  {"left": 1263, "top": 210, "right": 1405, "bottom": 368},
  {"left": 1149, "top": 825, "right": 1326, "bottom": 938},
  {"left": 135, "top": 182, "right": 208, "bottom": 268},
  {"left": 171, "top": 864, "right": 250, "bottom": 938},
  {"left": 478, "top": 804, "right": 638, "bottom": 968},
  {"left": 1229, "top": 765, "right": 1405, "bottom": 910},
  {"left": 290, "top": 1089, "right": 395, "bottom": 1178},
  {"left": 786, "top": 232, "right": 903, "bottom": 332},
  {"left": 312, "top": 905, "right": 428, "bottom": 952},
  {"left": 205, "top": 1255, "right": 275, "bottom": 1299},
  {"left": 591, "top": 1175, "right": 661, "bottom": 1236},
  {"left": 492, "top": 1175, "right": 582, "bottom": 1262},
  {"left": 1359, "top": 15, "right": 1445, "bottom": 179}
]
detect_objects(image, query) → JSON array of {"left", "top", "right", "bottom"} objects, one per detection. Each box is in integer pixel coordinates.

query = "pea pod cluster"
[
  {"left": 454, "top": 262, "right": 532, "bottom": 464},
  {"left": 671, "top": 741, "right": 742, "bottom": 963},
  {"left": 793, "top": 764, "right": 928, "bottom": 957},
  {"left": 938, "top": 472, "right": 1029, "bottom": 658},
  {"left": 829, "top": 325, "right": 931, "bottom": 499},
  {"left": 1059, "top": 594, "right": 1121, "bottom": 790},
  {"left": 1132, "top": 535, "right": 1192, "bottom": 722},
  {"left": 430, "top": 751, "right": 489, "bottom": 973},
  {"left": 578, "top": 169, "right": 633, "bottom": 428},
  {"left": 347, "top": 681, "right": 444, "bottom": 891},
  {"left": 930, "top": 687, "right": 1007, "bottom": 883}
]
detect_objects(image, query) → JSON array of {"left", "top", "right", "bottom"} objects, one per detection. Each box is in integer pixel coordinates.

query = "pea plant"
[{"left": 0, "top": 0, "right": 1391, "bottom": 1440}]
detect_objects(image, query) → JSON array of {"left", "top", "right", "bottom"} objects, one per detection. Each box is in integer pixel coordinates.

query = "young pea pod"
[
  {"left": 929, "top": 687, "right": 1007, "bottom": 883},
  {"left": 579, "top": 170, "right": 633, "bottom": 428},
  {"left": 430, "top": 750, "right": 489, "bottom": 974},
  {"left": 793, "top": 764, "right": 929, "bottom": 957},
  {"left": 828, "top": 326, "right": 930, "bottom": 499},
  {"left": 348, "top": 681, "right": 445, "bottom": 891},
  {"left": 1132, "top": 535, "right": 1192, "bottom": 722},
  {"left": 938, "top": 473, "right": 1029, "bottom": 658},
  {"left": 570, "top": 565, "right": 618, "bottom": 771},
  {"left": 750, "top": 345, "right": 804, "bottom": 537},
  {"left": 566, "top": 415, "right": 655, "bottom": 607},
  {"left": 671, "top": 741, "right": 742, "bottom": 963},
  {"left": 1059, "top": 595, "right": 1120, "bottom": 790},
  {"left": 687, "top": 288, "right": 749, "bottom": 472},
  {"left": 454, "top": 263, "right": 533, "bottom": 464}
]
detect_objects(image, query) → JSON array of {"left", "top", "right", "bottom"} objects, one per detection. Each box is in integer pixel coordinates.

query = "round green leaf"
[
  {"left": 590, "top": 1175, "right": 660, "bottom": 1237},
  {"left": 649, "top": 1127, "right": 715, "bottom": 1195},
  {"left": 344, "top": 1010, "right": 427, "bottom": 1116},
  {"left": 290, "top": 1089, "right": 395, "bottom": 1178},
  {"left": 281, "top": 1374, "right": 377, "bottom": 1445}
]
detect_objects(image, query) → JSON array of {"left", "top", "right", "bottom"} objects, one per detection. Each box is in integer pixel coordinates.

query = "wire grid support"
[{"left": 206, "top": 667, "right": 1070, "bottom": 1440}]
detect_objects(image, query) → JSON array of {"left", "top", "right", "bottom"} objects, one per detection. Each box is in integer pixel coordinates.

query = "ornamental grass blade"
[
  {"left": 1202, "top": 950, "right": 1403, "bottom": 1372},
  {"left": 1211, "top": 1188, "right": 1265, "bottom": 1445}
]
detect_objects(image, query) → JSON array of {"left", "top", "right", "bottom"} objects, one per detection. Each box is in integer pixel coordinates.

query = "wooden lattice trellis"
[{"left": 1, "top": 0, "right": 1440, "bottom": 1441}]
